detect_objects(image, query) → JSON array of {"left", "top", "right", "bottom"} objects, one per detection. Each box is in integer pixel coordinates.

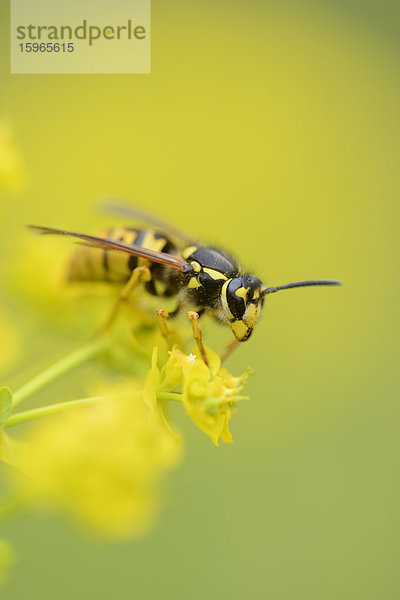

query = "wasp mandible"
[{"left": 29, "top": 204, "right": 341, "bottom": 364}]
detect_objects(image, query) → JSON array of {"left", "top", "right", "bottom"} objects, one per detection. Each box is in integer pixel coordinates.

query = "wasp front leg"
[
  {"left": 156, "top": 308, "right": 173, "bottom": 351},
  {"left": 94, "top": 265, "right": 152, "bottom": 337},
  {"left": 187, "top": 310, "right": 209, "bottom": 367}
]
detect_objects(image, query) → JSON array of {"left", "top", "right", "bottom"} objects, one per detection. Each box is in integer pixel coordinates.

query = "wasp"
[{"left": 29, "top": 204, "right": 341, "bottom": 364}]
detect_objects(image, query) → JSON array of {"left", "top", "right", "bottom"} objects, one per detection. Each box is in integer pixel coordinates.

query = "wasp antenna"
[{"left": 262, "top": 280, "right": 342, "bottom": 295}]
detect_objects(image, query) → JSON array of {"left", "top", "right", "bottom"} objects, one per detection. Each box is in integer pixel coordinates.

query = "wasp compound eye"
[{"left": 225, "top": 278, "right": 247, "bottom": 320}]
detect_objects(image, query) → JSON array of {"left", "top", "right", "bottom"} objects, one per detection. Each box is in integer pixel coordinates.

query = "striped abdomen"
[{"left": 67, "top": 227, "right": 179, "bottom": 296}]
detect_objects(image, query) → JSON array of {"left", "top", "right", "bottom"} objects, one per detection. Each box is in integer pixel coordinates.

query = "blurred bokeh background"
[{"left": 0, "top": 0, "right": 399, "bottom": 598}]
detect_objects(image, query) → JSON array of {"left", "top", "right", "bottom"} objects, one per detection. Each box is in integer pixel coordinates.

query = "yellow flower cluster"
[
  {"left": 13, "top": 385, "right": 182, "bottom": 540},
  {"left": 150, "top": 346, "right": 251, "bottom": 446},
  {"left": 1, "top": 341, "right": 251, "bottom": 551}
]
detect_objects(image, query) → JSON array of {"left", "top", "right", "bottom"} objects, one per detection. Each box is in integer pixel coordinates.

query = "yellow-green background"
[{"left": 1, "top": 0, "right": 399, "bottom": 598}]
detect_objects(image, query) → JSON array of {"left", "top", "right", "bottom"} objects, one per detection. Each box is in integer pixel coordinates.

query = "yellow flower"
[
  {"left": 161, "top": 346, "right": 220, "bottom": 389},
  {"left": 6, "top": 236, "right": 110, "bottom": 336},
  {"left": 0, "top": 538, "right": 16, "bottom": 585},
  {"left": 161, "top": 347, "right": 251, "bottom": 446},
  {"left": 160, "top": 347, "right": 192, "bottom": 390},
  {"left": 13, "top": 385, "right": 181, "bottom": 540},
  {"left": 0, "top": 122, "right": 26, "bottom": 193},
  {"left": 143, "top": 347, "right": 182, "bottom": 442}
]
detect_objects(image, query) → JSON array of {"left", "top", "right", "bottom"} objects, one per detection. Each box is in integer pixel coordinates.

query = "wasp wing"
[
  {"left": 100, "top": 200, "right": 195, "bottom": 245},
  {"left": 28, "top": 225, "right": 192, "bottom": 273}
]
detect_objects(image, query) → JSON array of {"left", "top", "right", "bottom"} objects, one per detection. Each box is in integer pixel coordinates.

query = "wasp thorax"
[{"left": 221, "top": 275, "right": 264, "bottom": 341}]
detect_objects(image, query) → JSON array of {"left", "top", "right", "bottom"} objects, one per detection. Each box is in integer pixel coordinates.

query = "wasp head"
[{"left": 221, "top": 275, "right": 264, "bottom": 341}]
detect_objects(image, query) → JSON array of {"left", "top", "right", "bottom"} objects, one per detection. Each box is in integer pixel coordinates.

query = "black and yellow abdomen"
[{"left": 68, "top": 227, "right": 178, "bottom": 296}]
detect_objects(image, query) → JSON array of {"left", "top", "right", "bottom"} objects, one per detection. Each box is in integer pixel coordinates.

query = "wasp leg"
[
  {"left": 187, "top": 311, "right": 209, "bottom": 367},
  {"left": 220, "top": 338, "right": 239, "bottom": 363},
  {"left": 94, "top": 266, "right": 152, "bottom": 337},
  {"left": 156, "top": 308, "right": 173, "bottom": 351}
]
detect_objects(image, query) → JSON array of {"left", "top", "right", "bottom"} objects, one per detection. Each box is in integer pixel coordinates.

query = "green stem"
[
  {"left": 12, "top": 337, "right": 108, "bottom": 408},
  {"left": 5, "top": 396, "right": 107, "bottom": 427},
  {"left": 156, "top": 392, "right": 183, "bottom": 403},
  {"left": 5, "top": 391, "right": 183, "bottom": 428}
]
